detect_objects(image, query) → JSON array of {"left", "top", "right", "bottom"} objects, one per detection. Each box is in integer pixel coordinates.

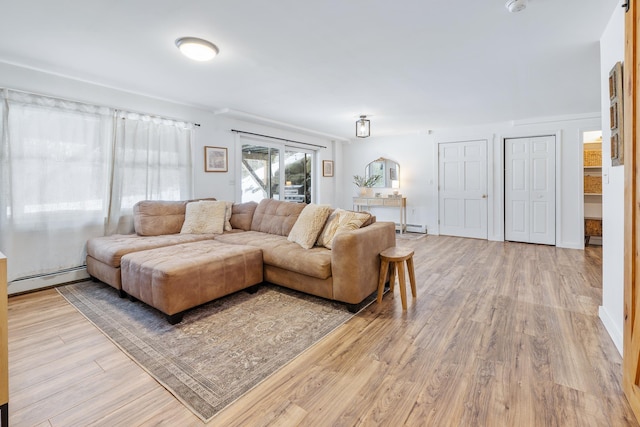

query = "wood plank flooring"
[{"left": 7, "top": 236, "right": 638, "bottom": 426}]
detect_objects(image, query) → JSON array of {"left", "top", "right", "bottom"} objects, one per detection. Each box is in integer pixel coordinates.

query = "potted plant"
[{"left": 353, "top": 174, "right": 381, "bottom": 197}]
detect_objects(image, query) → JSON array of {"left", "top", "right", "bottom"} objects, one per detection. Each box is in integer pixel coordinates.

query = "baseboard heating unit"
[{"left": 398, "top": 223, "right": 427, "bottom": 234}]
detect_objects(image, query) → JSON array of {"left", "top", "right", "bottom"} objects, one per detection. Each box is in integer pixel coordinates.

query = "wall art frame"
[
  {"left": 322, "top": 160, "right": 334, "bottom": 177},
  {"left": 609, "top": 61, "right": 624, "bottom": 166},
  {"left": 204, "top": 146, "right": 228, "bottom": 172}
]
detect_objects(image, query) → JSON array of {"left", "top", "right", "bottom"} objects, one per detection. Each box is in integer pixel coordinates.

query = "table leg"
[
  {"left": 377, "top": 259, "right": 389, "bottom": 304},
  {"left": 397, "top": 261, "right": 407, "bottom": 310},
  {"left": 389, "top": 262, "right": 396, "bottom": 292},
  {"left": 407, "top": 256, "right": 417, "bottom": 297}
]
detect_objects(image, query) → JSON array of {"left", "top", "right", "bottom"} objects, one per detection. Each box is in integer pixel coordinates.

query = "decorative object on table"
[
  {"left": 58, "top": 281, "right": 374, "bottom": 422},
  {"left": 392, "top": 179, "right": 400, "bottom": 196},
  {"left": 609, "top": 61, "right": 623, "bottom": 166},
  {"left": 204, "top": 146, "right": 228, "bottom": 172},
  {"left": 356, "top": 115, "right": 370, "bottom": 138},
  {"left": 353, "top": 174, "right": 381, "bottom": 196},
  {"left": 322, "top": 160, "right": 334, "bottom": 177}
]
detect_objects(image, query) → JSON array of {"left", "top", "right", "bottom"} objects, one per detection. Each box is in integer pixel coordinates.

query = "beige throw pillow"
[
  {"left": 316, "top": 208, "right": 371, "bottom": 249},
  {"left": 180, "top": 200, "right": 226, "bottom": 234},
  {"left": 287, "top": 204, "right": 332, "bottom": 249}
]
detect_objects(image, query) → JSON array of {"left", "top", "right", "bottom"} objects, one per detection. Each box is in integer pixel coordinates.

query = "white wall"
[
  {"left": 599, "top": 4, "right": 625, "bottom": 355},
  {"left": 341, "top": 114, "right": 600, "bottom": 248}
]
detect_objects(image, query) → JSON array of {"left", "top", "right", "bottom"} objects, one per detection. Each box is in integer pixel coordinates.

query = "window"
[
  {"left": 240, "top": 139, "right": 314, "bottom": 204},
  {"left": 108, "top": 113, "right": 193, "bottom": 233},
  {"left": 0, "top": 89, "right": 194, "bottom": 283}
]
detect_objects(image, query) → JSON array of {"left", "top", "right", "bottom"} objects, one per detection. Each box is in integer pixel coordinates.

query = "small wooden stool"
[{"left": 377, "top": 247, "right": 416, "bottom": 310}]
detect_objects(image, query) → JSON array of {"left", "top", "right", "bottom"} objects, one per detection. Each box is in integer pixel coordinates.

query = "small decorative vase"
[{"left": 359, "top": 187, "right": 368, "bottom": 196}]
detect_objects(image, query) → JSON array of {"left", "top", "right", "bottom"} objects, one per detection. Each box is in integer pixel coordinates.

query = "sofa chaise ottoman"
[{"left": 121, "top": 240, "right": 263, "bottom": 324}]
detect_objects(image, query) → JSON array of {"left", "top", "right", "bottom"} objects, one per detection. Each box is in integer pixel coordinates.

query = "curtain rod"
[
  {"left": 1, "top": 87, "right": 200, "bottom": 127},
  {"left": 231, "top": 129, "right": 327, "bottom": 149}
]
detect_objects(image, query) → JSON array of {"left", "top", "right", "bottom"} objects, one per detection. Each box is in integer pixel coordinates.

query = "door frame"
[{"left": 623, "top": 0, "right": 640, "bottom": 419}]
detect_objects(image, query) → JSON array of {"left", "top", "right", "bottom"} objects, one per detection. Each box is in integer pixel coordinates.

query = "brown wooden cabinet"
[{"left": 0, "top": 252, "right": 7, "bottom": 426}]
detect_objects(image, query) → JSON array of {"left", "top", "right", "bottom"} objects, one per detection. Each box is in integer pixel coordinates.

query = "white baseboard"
[
  {"left": 8, "top": 267, "right": 89, "bottom": 295},
  {"left": 599, "top": 305, "right": 622, "bottom": 356}
]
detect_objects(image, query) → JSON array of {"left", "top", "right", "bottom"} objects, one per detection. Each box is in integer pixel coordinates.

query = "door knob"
[{"left": 482, "top": 194, "right": 487, "bottom": 199}]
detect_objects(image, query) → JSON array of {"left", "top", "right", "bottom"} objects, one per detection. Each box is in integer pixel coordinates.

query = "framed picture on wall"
[
  {"left": 204, "top": 146, "right": 228, "bottom": 172},
  {"left": 322, "top": 160, "right": 334, "bottom": 177},
  {"left": 609, "top": 61, "right": 624, "bottom": 166}
]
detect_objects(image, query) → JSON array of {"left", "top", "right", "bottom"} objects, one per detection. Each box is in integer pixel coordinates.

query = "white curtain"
[
  {"left": 0, "top": 90, "right": 194, "bottom": 283},
  {"left": 106, "top": 111, "right": 194, "bottom": 235},
  {"left": 0, "top": 90, "right": 113, "bottom": 281}
]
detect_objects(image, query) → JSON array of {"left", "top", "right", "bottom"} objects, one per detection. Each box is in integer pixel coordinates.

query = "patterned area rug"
[{"left": 58, "top": 281, "right": 365, "bottom": 422}]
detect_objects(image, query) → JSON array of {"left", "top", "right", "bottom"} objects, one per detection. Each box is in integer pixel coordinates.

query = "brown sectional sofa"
[{"left": 86, "top": 198, "right": 396, "bottom": 321}]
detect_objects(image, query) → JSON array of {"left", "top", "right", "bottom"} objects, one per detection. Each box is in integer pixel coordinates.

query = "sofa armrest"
[{"left": 330, "top": 221, "right": 396, "bottom": 304}]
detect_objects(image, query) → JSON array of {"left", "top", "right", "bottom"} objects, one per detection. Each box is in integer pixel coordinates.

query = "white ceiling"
[{"left": 0, "top": 0, "right": 619, "bottom": 139}]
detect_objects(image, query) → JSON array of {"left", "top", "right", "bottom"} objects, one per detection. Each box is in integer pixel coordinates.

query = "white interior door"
[
  {"left": 438, "top": 140, "right": 488, "bottom": 239},
  {"left": 505, "top": 136, "right": 556, "bottom": 245}
]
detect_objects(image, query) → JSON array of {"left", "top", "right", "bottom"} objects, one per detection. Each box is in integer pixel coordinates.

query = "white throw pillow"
[
  {"left": 287, "top": 204, "right": 332, "bottom": 249},
  {"left": 180, "top": 200, "right": 226, "bottom": 234},
  {"left": 316, "top": 208, "right": 371, "bottom": 249}
]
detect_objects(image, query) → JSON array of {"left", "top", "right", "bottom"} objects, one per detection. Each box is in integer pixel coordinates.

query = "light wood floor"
[{"left": 7, "top": 236, "right": 638, "bottom": 426}]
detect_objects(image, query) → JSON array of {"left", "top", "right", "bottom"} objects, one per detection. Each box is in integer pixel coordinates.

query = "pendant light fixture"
[
  {"left": 175, "top": 37, "right": 219, "bottom": 61},
  {"left": 356, "top": 115, "right": 370, "bottom": 138}
]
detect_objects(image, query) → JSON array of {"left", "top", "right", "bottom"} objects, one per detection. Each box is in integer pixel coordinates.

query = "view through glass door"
[{"left": 241, "top": 143, "right": 312, "bottom": 204}]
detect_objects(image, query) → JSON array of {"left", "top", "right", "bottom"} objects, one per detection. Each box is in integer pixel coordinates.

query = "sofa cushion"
[
  {"left": 287, "top": 204, "right": 332, "bottom": 249},
  {"left": 215, "top": 231, "right": 332, "bottom": 279},
  {"left": 223, "top": 201, "right": 233, "bottom": 231},
  {"left": 230, "top": 201, "right": 258, "bottom": 231},
  {"left": 86, "top": 233, "right": 216, "bottom": 268},
  {"left": 317, "top": 208, "right": 371, "bottom": 249},
  {"left": 180, "top": 200, "right": 226, "bottom": 234},
  {"left": 250, "top": 199, "right": 306, "bottom": 236},
  {"left": 133, "top": 200, "right": 189, "bottom": 236}
]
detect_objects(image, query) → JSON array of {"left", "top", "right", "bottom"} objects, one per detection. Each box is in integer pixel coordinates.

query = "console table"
[{"left": 353, "top": 197, "right": 407, "bottom": 234}]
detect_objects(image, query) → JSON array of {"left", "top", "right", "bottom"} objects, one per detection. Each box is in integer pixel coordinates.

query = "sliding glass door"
[
  {"left": 241, "top": 144, "right": 279, "bottom": 202},
  {"left": 284, "top": 150, "right": 311, "bottom": 204},
  {"left": 241, "top": 142, "right": 313, "bottom": 204}
]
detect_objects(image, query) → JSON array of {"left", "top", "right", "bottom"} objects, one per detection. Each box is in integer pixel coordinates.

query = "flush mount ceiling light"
[
  {"left": 505, "top": 0, "right": 527, "bottom": 13},
  {"left": 356, "top": 115, "right": 370, "bottom": 138},
  {"left": 175, "top": 37, "right": 219, "bottom": 61}
]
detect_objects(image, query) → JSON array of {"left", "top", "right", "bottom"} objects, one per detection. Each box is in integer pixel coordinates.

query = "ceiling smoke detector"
[{"left": 505, "top": 0, "right": 527, "bottom": 13}]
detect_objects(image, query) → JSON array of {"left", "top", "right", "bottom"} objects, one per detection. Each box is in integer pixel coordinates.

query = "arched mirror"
[{"left": 365, "top": 157, "right": 400, "bottom": 188}]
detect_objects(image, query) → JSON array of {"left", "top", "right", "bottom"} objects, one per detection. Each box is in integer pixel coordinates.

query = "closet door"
[
  {"left": 505, "top": 136, "right": 556, "bottom": 245},
  {"left": 438, "top": 140, "right": 488, "bottom": 239}
]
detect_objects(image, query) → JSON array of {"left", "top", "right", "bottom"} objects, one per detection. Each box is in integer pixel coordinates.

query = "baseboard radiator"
[
  {"left": 8, "top": 266, "right": 89, "bottom": 295},
  {"left": 396, "top": 223, "right": 427, "bottom": 234}
]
